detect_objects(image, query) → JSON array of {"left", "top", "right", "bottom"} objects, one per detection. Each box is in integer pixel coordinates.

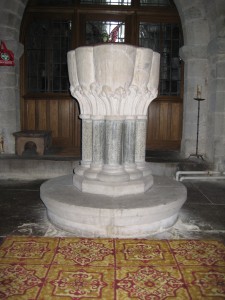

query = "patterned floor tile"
[
  {"left": 0, "top": 236, "right": 59, "bottom": 264},
  {"left": 0, "top": 263, "right": 48, "bottom": 299},
  {"left": 39, "top": 265, "right": 114, "bottom": 299},
  {"left": 115, "top": 239, "right": 176, "bottom": 267},
  {"left": 116, "top": 265, "right": 190, "bottom": 299},
  {"left": 53, "top": 237, "right": 115, "bottom": 266},
  {"left": 180, "top": 266, "right": 225, "bottom": 299},
  {"left": 1, "top": 237, "right": 225, "bottom": 299},
  {"left": 169, "top": 240, "right": 225, "bottom": 266}
]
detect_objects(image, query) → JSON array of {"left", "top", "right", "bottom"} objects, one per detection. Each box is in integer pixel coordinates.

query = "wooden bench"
[{"left": 13, "top": 130, "right": 52, "bottom": 156}]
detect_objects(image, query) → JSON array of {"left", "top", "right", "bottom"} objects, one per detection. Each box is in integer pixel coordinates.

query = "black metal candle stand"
[{"left": 188, "top": 97, "right": 206, "bottom": 160}]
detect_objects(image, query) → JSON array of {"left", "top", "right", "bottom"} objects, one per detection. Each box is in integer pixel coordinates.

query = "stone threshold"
[{"left": 0, "top": 154, "right": 211, "bottom": 181}]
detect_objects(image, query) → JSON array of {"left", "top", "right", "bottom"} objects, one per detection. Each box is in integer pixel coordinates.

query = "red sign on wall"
[{"left": 0, "top": 41, "right": 15, "bottom": 66}]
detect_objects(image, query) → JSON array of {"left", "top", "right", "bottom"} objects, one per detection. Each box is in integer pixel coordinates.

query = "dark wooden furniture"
[{"left": 13, "top": 130, "right": 52, "bottom": 156}]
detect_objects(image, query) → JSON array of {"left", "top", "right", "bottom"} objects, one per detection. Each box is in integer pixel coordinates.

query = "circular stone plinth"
[{"left": 40, "top": 175, "right": 187, "bottom": 238}]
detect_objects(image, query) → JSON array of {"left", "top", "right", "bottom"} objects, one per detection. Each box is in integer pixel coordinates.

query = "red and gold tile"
[
  {"left": 115, "top": 239, "right": 176, "bottom": 267},
  {"left": 181, "top": 266, "right": 225, "bottom": 299},
  {"left": 53, "top": 237, "right": 115, "bottom": 266},
  {"left": 0, "top": 236, "right": 59, "bottom": 264},
  {"left": 169, "top": 240, "right": 225, "bottom": 266},
  {"left": 0, "top": 263, "right": 48, "bottom": 299},
  {"left": 1, "top": 237, "right": 225, "bottom": 299},
  {"left": 116, "top": 265, "right": 190, "bottom": 299},
  {"left": 39, "top": 264, "right": 114, "bottom": 299}
]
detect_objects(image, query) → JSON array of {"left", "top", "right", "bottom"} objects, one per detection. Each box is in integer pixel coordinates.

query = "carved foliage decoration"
[{"left": 68, "top": 44, "right": 160, "bottom": 116}]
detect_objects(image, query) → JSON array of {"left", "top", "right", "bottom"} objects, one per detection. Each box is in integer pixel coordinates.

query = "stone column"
[
  {"left": 135, "top": 116, "right": 151, "bottom": 175},
  {"left": 179, "top": 45, "right": 208, "bottom": 158},
  {"left": 123, "top": 116, "right": 142, "bottom": 180},
  {"left": 0, "top": 40, "right": 24, "bottom": 153},
  {"left": 98, "top": 116, "right": 129, "bottom": 182},
  {"left": 76, "top": 114, "right": 92, "bottom": 176},
  {"left": 92, "top": 116, "right": 105, "bottom": 166},
  {"left": 105, "top": 117, "right": 123, "bottom": 165},
  {"left": 84, "top": 116, "right": 105, "bottom": 179},
  {"left": 135, "top": 116, "right": 147, "bottom": 164},
  {"left": 123, "top": 117, "right": 136, "bottom": 166},
  {"left": 206, "top": 37, "right": 225, "bottom": 170}
]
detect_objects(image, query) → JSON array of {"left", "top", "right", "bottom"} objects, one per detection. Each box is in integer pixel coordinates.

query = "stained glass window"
[
  {"left": 26, "top": 20, "right": 72, "bottom": 92},
  {"left": 86, "top": 21, "right": 125, "bottom": 44}
]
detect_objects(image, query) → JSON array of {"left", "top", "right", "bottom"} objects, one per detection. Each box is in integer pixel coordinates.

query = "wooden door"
[{"left": 146, "top": 99, "right": 182, "bottom": 150}]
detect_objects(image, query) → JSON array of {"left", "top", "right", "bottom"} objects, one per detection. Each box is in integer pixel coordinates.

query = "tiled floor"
[{"left": 0, "top": 177, "right": 225, "bottom": 243}]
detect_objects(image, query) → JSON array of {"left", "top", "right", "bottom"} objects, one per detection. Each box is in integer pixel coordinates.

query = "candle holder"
[{"left": 188, "top": 97, "right": 205, "bottom": 160}]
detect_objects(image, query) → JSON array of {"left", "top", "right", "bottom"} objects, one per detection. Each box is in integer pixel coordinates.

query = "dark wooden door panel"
[
  {"left": 23, "top": 97, "right": 81, "bottom": 155},
  {"left": 23, "top": 97, "right": 181, "bottom": 154},
  {"left": 146, "top": 99, "right": 182, "bottom": 150}
]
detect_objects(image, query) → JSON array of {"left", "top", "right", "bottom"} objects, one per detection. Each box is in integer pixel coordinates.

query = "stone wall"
[
  {"left": 205, "top": 1, "right": 225, "bottom": 170},
  {"left": 175, "top": 0, "right": 225, "bottom": 171},
  {"left": 175, "top": 0, "right": 210, "bottom": 158},
  {"left": 0, "top": 0, "right": 26, "bottom": 153}
]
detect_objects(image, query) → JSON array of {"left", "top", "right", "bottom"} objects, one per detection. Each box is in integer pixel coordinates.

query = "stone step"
[
  {"left": 0, "top": 156, "right": 77, "bottom": 180},
  {"left": 0, "top": 155, "right": 210, "bottom": 180},
  {"left": 40, "top": 174, "right": 187, "bottom": 238}
]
